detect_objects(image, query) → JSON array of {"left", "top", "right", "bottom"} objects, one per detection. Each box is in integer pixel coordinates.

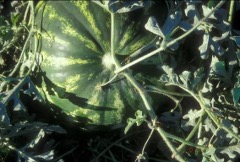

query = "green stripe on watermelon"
[{"left": 34, "top": 1, "right": 166, "bottom": 129}]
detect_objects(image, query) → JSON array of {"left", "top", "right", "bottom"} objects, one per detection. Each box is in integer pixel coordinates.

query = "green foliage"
[
  {"left": 160, "top": 66, "right": 205, "bottom": 92},
  {"left": 124, "top": 110, "right": 146, "bottom": 134},
  {"left": 0, "top": 76, "right": 68, "bottom": 161},
  {"left": 182, "top": 109, "right": 203, "bottom": 130},
  {"left": 1, "top": 0, "right": 240, "bottom": 162},
  {"left": 0, "top": 17, "right": 14, "bottom": 50},
  {"left": 93, "top": 0, "right": 153, "bottom": 13},
  {"left": 0, "top": 3, "right": 71, "bottom": 161}
]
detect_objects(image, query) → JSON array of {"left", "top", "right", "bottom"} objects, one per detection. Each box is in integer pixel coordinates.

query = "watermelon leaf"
[
  {"left": 184, "top": 4, "right": 198, "bottom": 19},
  {"left": 161, "top": 11, "right": 182, "bottom": 37},
  {"left": 108, "top": 0, "right": 152, "bottom": 13},
  {"left": 93, "top": 0, "right": 152, "bottom": 13},
  {"left": 203, "top": 146, "right": 224, "bottom": 162},
  {"left": 209, "top": 56, "right": 232, "bottom": 85},
  {"left": 232, "top": 87, "right": 240, "bottom": 105},
  {"left": 160, "top": 65, "right": 205, "bottom": 92},
  {"left": 181, "top": 109, "right": 203, "bottom": 131},
  {"left": 220, "top": 144, "right": 240, "bottom": 159},
  {"left": 1, "top": 76, "right": 43, "bottom": 125},
  {"left": 124, "top": 110, "right": 146, "bottom": 134},
  {"left": 145, "top": 16, "right": 165, "bottom": 38},
  {"left": 231, "top": 36, "right": 240, "bottom": 47},
  {"left": 199, "top": 32, "right": 210, "bottom": 59}
]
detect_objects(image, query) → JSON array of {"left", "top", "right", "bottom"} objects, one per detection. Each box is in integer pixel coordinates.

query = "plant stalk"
[
  {"left": 228, "top": 0, "right": 235, "bottom": 24},
  {"left": 177, "top": 111, "right": 206, "bottom": 153},
  {"left": 110, "top": 12, "right": 185, "bottom": 162},
  {"left": 156, "top": 127, "right": 185, "bottom": 162}
]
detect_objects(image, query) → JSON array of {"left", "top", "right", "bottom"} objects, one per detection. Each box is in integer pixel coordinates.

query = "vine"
[{"left": 108, "top": 0, "right": 240, "bottom": 161}]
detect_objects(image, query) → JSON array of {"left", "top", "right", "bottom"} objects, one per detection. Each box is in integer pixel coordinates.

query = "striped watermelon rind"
[{"left": 34, "top": 1, "right": 164, "bottom": 128}]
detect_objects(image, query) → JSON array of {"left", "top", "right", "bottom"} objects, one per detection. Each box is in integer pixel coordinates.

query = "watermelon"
[{"left": 33, "top": 1, "right": 166, "bottom": 129}]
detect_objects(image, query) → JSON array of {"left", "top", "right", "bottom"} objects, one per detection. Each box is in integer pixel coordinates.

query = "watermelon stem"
[
  {"left": 110, "top": 12, "right": 186, "bottom": 162},
  {"left": 110, "top": 13, "right": 116, "bottom": 67},
  {"left": 102, "top": 52, "right": 116, "bottom": 70},
  {"left": 228, "top": 0, "right": 235, "bottom": 24},
  {"left": 99, "top": 74, "right": 118, "bottom": 87}
]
